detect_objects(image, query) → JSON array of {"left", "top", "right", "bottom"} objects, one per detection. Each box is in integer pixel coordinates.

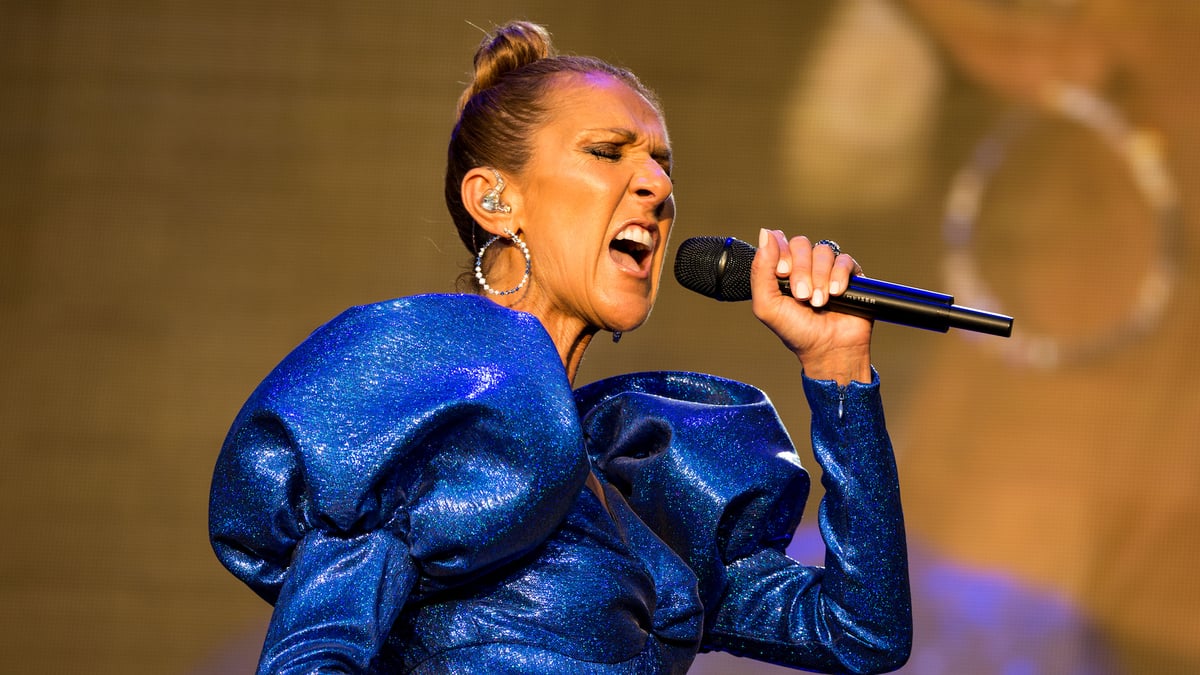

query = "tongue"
[{"left": 609, "top": 245, "right": 641, "bottom": 271}]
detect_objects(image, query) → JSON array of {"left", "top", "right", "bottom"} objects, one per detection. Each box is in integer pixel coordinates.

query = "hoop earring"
[
  {"left": 475, "top": 228, "right": 531, "bottom": 296},
  {"left": 941, "top": 84, "right": 1180, "bottom": 369},
  {"left": 480, "top": 169, "right": 512, "bottom": 214}
]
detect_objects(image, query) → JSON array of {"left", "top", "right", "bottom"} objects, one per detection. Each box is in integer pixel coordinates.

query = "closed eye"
[
  {"left": 584, "top": 141, "right": 673, "bottom": 181},
  {"left": 586, "top": 145, "right": 622, "bottom": 161}
]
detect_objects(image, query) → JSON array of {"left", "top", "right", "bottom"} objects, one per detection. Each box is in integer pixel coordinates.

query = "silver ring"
[{"left": 815, "top": 239, "right": 841, "bottom": 256}]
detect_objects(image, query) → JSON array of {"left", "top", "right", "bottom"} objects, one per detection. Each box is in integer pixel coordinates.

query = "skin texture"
[
  {"left": 464, "top": 72, "right": 872, "bottom": 386},
  {"left": 752, "top": 228, "right": 873, "bottom": 385}
]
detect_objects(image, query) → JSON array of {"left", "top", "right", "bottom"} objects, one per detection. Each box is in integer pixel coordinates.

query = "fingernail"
[
  {"left": 830, "top": 280, "right": 842, "bottom": 295},
  {"left": 758, "top": 227, "right": 768, "bottom": 250},
  {"left": 812, "top": 289, "right": 825, "bottom": 306},
  {"left": 776, "top": 258, "right": 790, "bottom": 276}
]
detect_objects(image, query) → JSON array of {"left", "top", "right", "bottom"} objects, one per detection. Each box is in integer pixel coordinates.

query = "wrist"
[{"left": 798, "top": 348, "right": 873, "bottom": 386}]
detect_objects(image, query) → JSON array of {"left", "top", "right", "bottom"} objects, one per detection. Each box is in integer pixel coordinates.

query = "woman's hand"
[{"left": 751, "top": 228, "right": 874, "bottom": 385}]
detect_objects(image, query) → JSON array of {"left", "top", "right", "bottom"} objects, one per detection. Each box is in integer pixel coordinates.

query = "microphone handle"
[{"left": 778, "top": 276, "right": 1014, "bottom": 337}]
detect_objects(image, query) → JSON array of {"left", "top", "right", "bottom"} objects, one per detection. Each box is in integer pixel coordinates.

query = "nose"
[{"left": 630, "top": 159, "right": 673, "bottom": 206}]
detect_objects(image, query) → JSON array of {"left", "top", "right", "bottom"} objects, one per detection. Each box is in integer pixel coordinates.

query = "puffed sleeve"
[
  {"left": 574, "top": 371, "right": 911, "bottom": 675},
  {"left": 210, "top": 295, "right": 588, "bottom": 673}
]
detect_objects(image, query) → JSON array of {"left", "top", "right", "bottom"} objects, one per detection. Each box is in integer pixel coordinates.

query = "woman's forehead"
[{"left": 546, "top": 72, "right": 667, "bottom": 135}]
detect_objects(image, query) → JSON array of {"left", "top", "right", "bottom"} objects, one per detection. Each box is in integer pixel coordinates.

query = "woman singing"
[{"left": 209, "top": 21, "right": 911, "bottom": 674}]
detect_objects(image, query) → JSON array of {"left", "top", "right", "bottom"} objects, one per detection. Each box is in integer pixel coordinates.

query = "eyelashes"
[
  {"left": 585, "top": 145, "right": 673, "bottom": 180},
  {"left": 586, "top": 146, "right": 622, "bottom": 161}
]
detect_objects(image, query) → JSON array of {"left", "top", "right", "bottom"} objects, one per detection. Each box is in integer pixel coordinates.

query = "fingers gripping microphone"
[{"left": 673, "top": 236, "right": 1014, "bottom": 337}]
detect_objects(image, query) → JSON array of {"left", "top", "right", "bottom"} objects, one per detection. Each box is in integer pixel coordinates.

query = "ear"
[{"left": 462, "top": 167, "right": 520, "bottom": 237}]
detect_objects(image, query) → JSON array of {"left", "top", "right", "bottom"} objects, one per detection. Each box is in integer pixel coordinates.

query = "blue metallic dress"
[{"left": 209, "top": 294, "right": 911, "bottom": 674}]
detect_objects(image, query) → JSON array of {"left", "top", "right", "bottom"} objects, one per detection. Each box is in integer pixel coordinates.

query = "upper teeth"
[{"left": 615, "top": 225, "right": 654, "bottom": 248}]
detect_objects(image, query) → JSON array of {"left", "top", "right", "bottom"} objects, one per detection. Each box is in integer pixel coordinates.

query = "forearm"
[
  {"left": 257, "top": 529, "right": 416, "bottom": 674},
  {"left": 704, "top": 372, "right": 911, "bottom": 673},
  {"left": 806, "top": 370, "right": 911, "bottom": 656},
  {"left": 798, "top": 345, "right": 873, "bottom": 387}
]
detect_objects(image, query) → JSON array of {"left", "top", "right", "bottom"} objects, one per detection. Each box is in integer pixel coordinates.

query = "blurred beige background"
[{"left": 2, "top": 1, "right": 1196, "bottom": 673}]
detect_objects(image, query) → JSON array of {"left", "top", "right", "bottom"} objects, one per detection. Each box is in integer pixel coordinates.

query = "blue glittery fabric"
[{"left": 209, "top": 294, "right": 911, "bottom": 674}]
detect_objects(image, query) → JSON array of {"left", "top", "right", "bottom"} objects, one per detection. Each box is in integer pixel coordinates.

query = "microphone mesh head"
[{"left": 673, "top": 236, "right": 756, "bottom": 301}]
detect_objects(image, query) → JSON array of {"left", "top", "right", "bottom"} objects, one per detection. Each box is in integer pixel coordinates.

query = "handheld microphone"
[{"left": 673, "top": 236, "right": 1013, "bottom": 337}]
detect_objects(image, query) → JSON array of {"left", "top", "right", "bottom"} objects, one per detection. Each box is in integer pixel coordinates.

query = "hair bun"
[{"left": 458, "top": 21, "right": 555, "bottom": 113}]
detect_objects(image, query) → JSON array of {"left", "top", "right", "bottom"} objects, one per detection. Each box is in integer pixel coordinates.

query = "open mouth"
[{"left": 609, "top": 224, "right": 656, "bottom": 274}]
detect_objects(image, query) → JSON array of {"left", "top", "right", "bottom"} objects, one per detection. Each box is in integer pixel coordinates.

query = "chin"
[
  {"left": 606, "top": 298, "right": 655, "bottom": 333},
  {"left": 595, "top": 273, "right": 661, "bottom": 332}
]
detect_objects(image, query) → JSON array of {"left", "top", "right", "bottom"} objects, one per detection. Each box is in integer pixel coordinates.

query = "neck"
[
  {"left": 485, "top": 292, "right": 597, "bottom": 386},
  {"left": 557, "top": 326, "right": 596, "bottom": 385},
  {"left": 477, "top": 246, "right": 604, "bottom": 383}
]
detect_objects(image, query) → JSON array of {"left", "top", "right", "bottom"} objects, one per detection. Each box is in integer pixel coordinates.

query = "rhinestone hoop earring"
[{"left": 475, "top": 228, "right": 531, "bottom": 296}]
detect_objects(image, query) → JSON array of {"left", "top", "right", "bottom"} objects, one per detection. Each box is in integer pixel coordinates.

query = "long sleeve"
[
  {"left": 257, "top": 529, "right": 417, "bottom": 673},
  {"left": 705, "top": 372, "right": 911, "bottom": 674},
  {"left": 209, "top": 295, "right": 588, "bottom": 673},
  {"left": 575, "top": 370, "right": 911, "bottom": 675}
]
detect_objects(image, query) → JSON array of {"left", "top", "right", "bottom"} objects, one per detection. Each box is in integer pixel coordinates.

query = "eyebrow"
[{"left": 591, "top": 127, "right": 673, "bottom": 166}]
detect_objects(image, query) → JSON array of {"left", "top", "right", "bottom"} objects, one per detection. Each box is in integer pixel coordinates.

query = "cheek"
[{"left": 657, "top": 209, "right": 676, "bottom": 258}]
